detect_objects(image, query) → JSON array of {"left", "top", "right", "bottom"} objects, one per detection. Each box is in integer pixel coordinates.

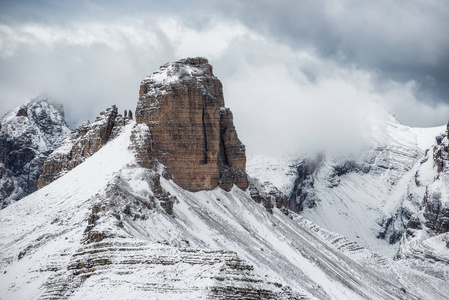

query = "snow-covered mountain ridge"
[
  {"left": 37, "top": 105, "right": 132, "bottom": 188},
  {"left": 247, "top": 114, "right": 448, "bottom": 259},
  {"left": 1, "top": 120, "right": 448, "bottom": 299},
  {"left": 0, "top": 58, "right": 448, "bottom": 299},
  {"left": 0, "top": 98, "right": 70, "bottom": 208}
]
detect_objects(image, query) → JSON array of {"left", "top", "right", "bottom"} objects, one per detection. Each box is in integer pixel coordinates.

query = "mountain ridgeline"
[
  {"left": 36, "top": 58, "right": 249, "bottom": 194},
  {"left": 0, "top": 57, "right": 448, "bottom": 299},
  {"left": 37, "top": 105, "right": 132, "bottom": 188}
]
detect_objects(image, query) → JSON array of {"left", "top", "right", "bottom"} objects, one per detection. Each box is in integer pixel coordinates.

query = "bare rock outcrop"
[
  {"left": 0, "top": 98, "right": 70, "bottom": 208},
  {"left": 288, "top": 159, "right": 320, "bottom": 212},
  {"left": 135, "top": 57, "right": 248, "bottom": 192},
  {"left": 38, "top": 105, "right": 129, "bottom": 188},
  {"left": 248, "top": 179, "right": 288, "bottom": 215},
  {"left": 422, "top": 189, "right": 449, "bottom": 234},
  {"left": 419, "top": 122, "right": 449, "bottom": 234}
]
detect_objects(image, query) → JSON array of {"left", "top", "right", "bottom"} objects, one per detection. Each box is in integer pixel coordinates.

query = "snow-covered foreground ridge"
[{"left": 1, "top": 122, "right": 448, "bottom": 300}]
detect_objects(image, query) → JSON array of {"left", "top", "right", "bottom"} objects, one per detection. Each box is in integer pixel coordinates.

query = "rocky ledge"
[{"left": 38, "top": 106, "right": 131, "bottom": 188}]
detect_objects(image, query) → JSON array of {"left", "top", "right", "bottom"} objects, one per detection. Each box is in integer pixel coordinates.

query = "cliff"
[{"left": 135, "top": 57, "right": 248, "bottom": 192}]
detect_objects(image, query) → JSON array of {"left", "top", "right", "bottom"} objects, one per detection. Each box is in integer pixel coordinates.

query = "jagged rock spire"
[
  {"left": 135, "top": 57, "right": 248, "bottom": 192},
  {"left": 38, "top": 105, "right": 126, "bottom": 188}
]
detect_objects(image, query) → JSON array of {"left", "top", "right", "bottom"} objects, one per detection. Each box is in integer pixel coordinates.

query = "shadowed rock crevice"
[{"left": 202, "top": 106, "right": 208, "bottom": 164}]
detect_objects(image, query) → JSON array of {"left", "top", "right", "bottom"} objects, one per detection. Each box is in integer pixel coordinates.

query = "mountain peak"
[
  {"left": 135, "top": 58, "right": 248, "bottom": 192},
  {"left": 139, "top": 57, "right": 214, "bottom": 99},
  {"left": 1, "top": 97, "right": 67, "bottom": 138},
  {"left": 148, "top": 57, "right": 212, "bottom": 80},
  {"left": 38, "top": 104, "right": 132, "bottom": 188},
  {"left": 1, "top": 61, "right": 449, "bottom": 300},
  {"left": 0, "top": 97, "right": 70, "bottom": 208}
]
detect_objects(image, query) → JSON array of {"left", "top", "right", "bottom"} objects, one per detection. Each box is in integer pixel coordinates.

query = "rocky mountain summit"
[
  {"left": 38, "top": 105, "right": 132, "bottom": 188},
  {"left": 1, "top": 58, "right": 449, "bottom": 299},
  {"left": 135, "top": 57, "right": 248, "bottom": 192},
  {"left": 0, "top": 98, "right": 70, "bottom": 208},
  {"left": 4, "top": 58, "right": 249, "bottom": 206}
]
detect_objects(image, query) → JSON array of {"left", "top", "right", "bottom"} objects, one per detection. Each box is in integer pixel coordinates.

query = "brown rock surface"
[
  {"left": 135, "top": 57, "right": 248, "bottom": 192},
  {"left": 38, "top": 105, "right": 128, "bottom": 188}
]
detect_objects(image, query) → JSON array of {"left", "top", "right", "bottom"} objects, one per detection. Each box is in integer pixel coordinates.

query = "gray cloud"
[
  {"left": 1, "top": 0, "right": 449, "bottom": 157},
  {"left": 213, "top": 0, "right": 449, "bottom": 103}
]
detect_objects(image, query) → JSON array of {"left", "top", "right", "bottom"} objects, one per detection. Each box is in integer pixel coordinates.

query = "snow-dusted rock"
[
  {"left": 37, "top": 105, "right": 130, "bottom": 188},
  {"left": 1, "top": 58, "right": 448, "bottom": 299},
  {"left": 395, "top": 123, "right": 449, "bottom": 278},
  {"left": 247, "top": 115, "right": 446, "bottom": 257},
  {"left": 1, "top": 121, "right": 448, "bottom": 300},
  {"left": 135, "top": 57, "right": 248, "bottom": 192},
  {"left": 0, "top": 98, "right": 70, "bottom": 208}
]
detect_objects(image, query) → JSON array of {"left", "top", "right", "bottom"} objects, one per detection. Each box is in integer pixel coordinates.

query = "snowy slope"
[
  {"left": 247, "top": 114, "right": 446, "bottom": 257},
  {"left": 1, "top": 121, "right": 448, "bottom": 300},
  {"left": 395, "top": 125, "right": 449, "bottom": 280}
]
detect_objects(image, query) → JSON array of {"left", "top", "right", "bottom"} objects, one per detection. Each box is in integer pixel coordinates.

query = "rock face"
[
  {"left": 38, "top": 105, "right": 129, "bottom": 188},
  {"left": 420, "top": 123, "right": 449, "bottom": 234},
  {"left": 288, "top": 159, "right": 320, "bottom": 212},
  {"left": 248, "top": 179, "right": 288, "bottom": 215},
  {"left": 0, "top": 98, "right": 70, "bottom": 208},
  {"left": 135, "top": 57, "right": 248, "bottom": 192},
  {"left": 390, "top": 122, "right": 449, "bottom": 279},
  {"left": 422, "top": 188, "right": 449, "bottom": 234}
]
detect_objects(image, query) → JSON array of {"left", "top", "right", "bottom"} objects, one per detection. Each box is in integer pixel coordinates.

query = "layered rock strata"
[
  {"left": 135, "top": 57, "right": 248, "bottom": 192},
  {"left": 38, "top": 106, "right": 129, "bottom": 188},
  {"left": 0, "top": 98, "right": 70, "bottom": 208},
  {"left": 35, "top": 167, "right": 298, "bottom": 299}
]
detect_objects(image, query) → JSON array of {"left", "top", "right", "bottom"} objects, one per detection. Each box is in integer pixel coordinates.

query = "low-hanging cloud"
[
  {"left": 214, "top": 0, "right": 449, "bottom": 104},
  {"left": 0, "top": 18, "right": 252, "bottom": 126},
  {"left": 1, "top": 1, "right": 449, "bottom": 159},
  {"left": 221, "top": 56, "right": 381, "bottom": 156}
]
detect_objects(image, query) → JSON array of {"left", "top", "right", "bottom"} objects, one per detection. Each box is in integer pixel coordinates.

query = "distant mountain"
[
  {"left": 0, "top": 98, "right": 70, "bottom": 208},
  {"left": 247, "top": 113, "right": 449, "bottom": 276},
  {"left": 0, "top": 58, "right": 448, "bottom": 299}
]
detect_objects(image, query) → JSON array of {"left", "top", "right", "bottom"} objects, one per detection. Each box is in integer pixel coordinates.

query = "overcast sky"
[{"left": 1, "top": 0, "right": 449, "bottom": 155}]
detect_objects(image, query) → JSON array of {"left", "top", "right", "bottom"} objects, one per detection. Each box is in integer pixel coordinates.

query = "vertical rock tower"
[{"left": 135, "top": 57, "right": 248, "bottom": 192}]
